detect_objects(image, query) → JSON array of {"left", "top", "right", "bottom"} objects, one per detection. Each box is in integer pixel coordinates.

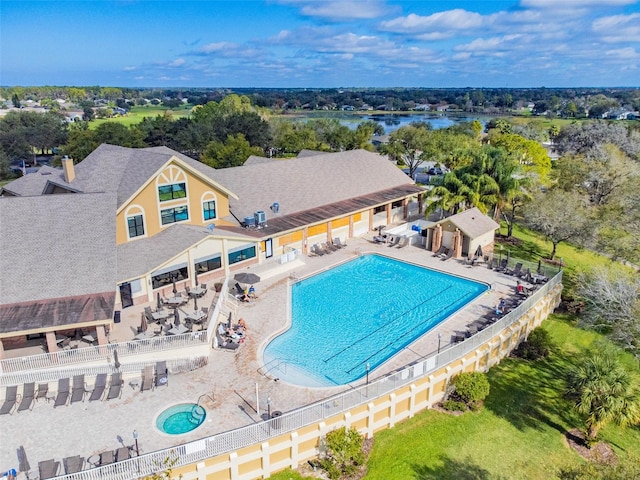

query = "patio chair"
[
  {"left": 54, "top": 378, "right": 70, "bottom": 407},
  {"left": 35, "top": 383, "right": 49, "bottom": 403},
  {"left": 438, "top": 247, "right": 450, "bottom": 258},
  {"left": 323, "top": 241, "right": 338, "bottom": 252},
  {"left": 235, "top": 282, "right": 245, "bottom": 295},
  {"left": 141, "top": 366, "right": 154, "bottom": 392},
  {"left": 311, "top": 244, "right": 325, "bottom": 256},
  {"left": 17, "top": 382, "right": 35, "bottom": 412},
  {"left": 495, "top": 258, "right": 508, "bottom": 272},
  {"left": 0, "top": 385, "right": 19, "bottom": 415},
  {"left": 199, "top": 283, "right": 207, "bottom": 295},
  {"left": 88, "top": 373, "right": 107, "bottom": 402},
  {"left": 441, "top": 249, "right": 454, "bottom": 261},
  {"left": 99, "top": 450, "right": 114, "bottom": 466},
  {"left": 216, "top": 332, "right": 239, "bottom": 351},
  {"left": 71, "top": 375, "right": 87, "bottom": 403},
  {"left": 432, "top": 246, "right": 446, "bottom": 257},
  {"left": 106, "top": 372, "right": 123, "bottom": 400},
  {"left": 155, "top": 361, "right": 168, "bottom": 388}
]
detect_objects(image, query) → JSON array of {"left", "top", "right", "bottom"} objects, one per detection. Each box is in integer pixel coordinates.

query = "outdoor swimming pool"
[{"left": 263, "top": 254, "right": 488, "bottom": 387}]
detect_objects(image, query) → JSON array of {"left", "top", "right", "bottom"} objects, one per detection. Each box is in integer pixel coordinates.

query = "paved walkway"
[{"left": 0, "top": 237, "right": 523, "bottom": 478}]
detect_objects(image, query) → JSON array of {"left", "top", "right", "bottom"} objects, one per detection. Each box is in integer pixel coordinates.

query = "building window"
[
  {"left": 127, "top": 214, "right": 145, "bottom": 238},
  {"left": 161, "top": 205, "right": 189, "bottom": 225},
  {"left": 391, "top": 200, "right": 403, "bottom": 208},
  {"left": 373, "top": 205, "right": 386, "bottom": 214},
  {"left": 196, "top": 256, "right": 222, "bottom": 273},
  {"left": 151, "top": 266, "right": 189, "bottom": 289},
  {"left": 158, "top": 183, "right": 186, "bottom": 202},
  {"left": 228, "top": 245, "right": 256, "bottom": 265},
  {"left": 203, "top": 200, "right": 216, "bottom": 220}
]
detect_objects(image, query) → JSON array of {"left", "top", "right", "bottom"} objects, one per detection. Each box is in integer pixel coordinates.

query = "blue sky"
[{"left": 1, "top": 0, "right": 639, "bottom": 87}]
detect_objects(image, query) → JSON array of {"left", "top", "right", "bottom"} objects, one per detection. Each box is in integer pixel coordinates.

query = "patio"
[{"left": 0, "top": 236, "right": 535, "bottom": 478}]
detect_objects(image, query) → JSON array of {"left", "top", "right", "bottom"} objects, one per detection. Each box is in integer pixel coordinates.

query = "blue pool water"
[
  {"left": 156, "top": 403, "right": 206, "bottom": 435},
  {"left": 263, "top": 254, "right": 488, "bottom": 387}
]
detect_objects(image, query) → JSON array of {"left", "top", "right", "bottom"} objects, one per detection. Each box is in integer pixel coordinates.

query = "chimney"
[{"left": 62, "top": 156, "right": 75, "bottom": 183}]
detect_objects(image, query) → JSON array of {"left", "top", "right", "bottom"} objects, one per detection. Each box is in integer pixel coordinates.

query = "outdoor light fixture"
[
  {"left": 437, "top": 332, "right": 442, "bottom": 354},
  {"left": 133, "top": 430, "right": 139, "bottom": 456}
]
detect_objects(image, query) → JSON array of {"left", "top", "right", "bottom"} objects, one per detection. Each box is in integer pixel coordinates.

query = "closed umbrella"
[
  {"left": 172, "top": 277, "right": 177, "bottom": 295},
  {"left": 140, "top": 313, "right": 148, "bottom": 332},
  {"left": 157, "top": 292, "right": 162, "bottom": 310},
  {"left": 174, "top": 308, "right": 180, "bottom": 326},
  {"left": 475, "top": 245, "right": 483, "bottom": 258},
  {"left": 227, "top": 312, "right": 232, "bottom": 328},
  {"left": 234, "top": 272, "right": 261, "bottom": 284},
  {"left": 537, "top": 259, "right": 542, "bottom": 274},
  {"left": 193, "top": 294, "right": 198, "bottom": 311},
  {"left": 194, "top": 268, "right": 199, "bottom": 287},
  {"left": 18, "top": 445, "right": 30, "bottom": 473},
  {"left": 113, "top": 349, "right": 121, "bottom": 370}
]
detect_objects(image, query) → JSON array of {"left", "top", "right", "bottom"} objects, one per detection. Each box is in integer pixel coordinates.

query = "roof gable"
[{"left": 439, "top": 207, "right": 500, "bottom": 238}]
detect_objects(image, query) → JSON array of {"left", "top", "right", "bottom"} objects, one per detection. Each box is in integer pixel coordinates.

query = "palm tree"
[{"left": 565, "top": 352, "right": 640, "bottom": 443}]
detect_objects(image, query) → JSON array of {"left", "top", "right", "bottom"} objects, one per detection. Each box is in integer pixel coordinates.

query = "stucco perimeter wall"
[{"left": 174, "top": 282, "right": 562, "bottom": 480}]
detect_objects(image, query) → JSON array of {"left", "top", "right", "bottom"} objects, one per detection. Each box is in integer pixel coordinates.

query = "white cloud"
[
  {"left": 380, "top": 10, "right": 484, "bottom": 33},
  {"left": 605, "top": 47, "right": 640, "bottom": 59},
  {"left": 166, "top": 58, "right": 186, "bottom": 68},
  {"left": 592, "top": 13, "right": 640, "bottom": 42},
  {"left": 276, "top": 0, "right": 394, "bottom": 20},
  {"left": 521, "top": 0, "right": 635, "bottom": 7}
]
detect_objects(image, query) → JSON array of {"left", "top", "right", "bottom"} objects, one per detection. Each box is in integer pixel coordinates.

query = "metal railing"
[{"left": 50, "top": 270, "right": 562, "bottom": 480}]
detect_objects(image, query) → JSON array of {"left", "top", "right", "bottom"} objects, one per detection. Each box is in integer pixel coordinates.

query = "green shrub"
[
  {"left": 320, "top": 427, "right": 365, "bottom": 480},
  {"left": 513, "top": 328, "right": 553, "bottom": 360},
  {"left": 450, "top": 372, "right": 490, "bottom": 409},
  {"left": 442, "top": 399, "right": 467, "bottom": 412}
]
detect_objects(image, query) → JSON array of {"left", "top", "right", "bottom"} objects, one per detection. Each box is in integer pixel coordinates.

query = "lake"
[{"left": 290, "top": 112, "right": 488, "bottom": 134}]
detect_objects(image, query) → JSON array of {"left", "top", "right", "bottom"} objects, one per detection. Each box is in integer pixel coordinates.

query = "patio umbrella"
[
  {"left": 174, "top": 308, "right": 180, "bottom": 326},
  {"left": 234, "top": 272, "right": 261, "bottom": 284},
  {"left": 194, "top": 269, "right": 199, "bottom": 287},
  {"left": 113, "top": 349, "right": 121, "bottom": 370},
  {"left": 475, "top": 245, "right": 483, "bottom": 258},
  {"left": 172, "top": 277, "right": 177, "bottom": 295},
  {"left": 157, "top": 292, "right": 162, "bottom": 310},
  {"left": 193, "top": 294, "right": 198, "bottom": 311},
  {"left": 18, "top": 445, "right": 30, "bottom": 473},
  {"left": 227, "top": 311, "right": 232, "bottom": 328},
  {"left": 537, "top": 259, "right": 542, "bottom": 274}
]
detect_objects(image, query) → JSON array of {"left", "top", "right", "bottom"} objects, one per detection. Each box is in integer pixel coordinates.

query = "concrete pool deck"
[{"left": 0, "top": 237, "right": 527, "bottom": 477}]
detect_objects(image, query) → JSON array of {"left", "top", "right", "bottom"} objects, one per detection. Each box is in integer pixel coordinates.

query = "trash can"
[
  {"left": 114, "top": 310, "right": 121, "bottom": 324},
  {"left": 271, "top": 410, "right": 283, "bottom": 429}
]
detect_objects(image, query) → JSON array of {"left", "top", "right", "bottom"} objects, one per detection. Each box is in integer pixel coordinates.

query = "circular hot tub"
[{"left": 156, "top": 403, "right": 206, "bottom": 435}]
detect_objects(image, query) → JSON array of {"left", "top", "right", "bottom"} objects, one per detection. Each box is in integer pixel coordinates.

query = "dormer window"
[{"left": 158, "top": 182, "right": 186, "bottom": 201}]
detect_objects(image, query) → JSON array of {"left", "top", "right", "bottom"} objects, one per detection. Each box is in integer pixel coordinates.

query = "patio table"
[
  {"left": 134, "top": 331, "right": 153, "bottom": 341},
  {"left": 190, "top": 286, "right": 206, "bottom": 297},
  {"left": 152, "top": 310, "right": 169, "bottom": 321},
  {"left": 165, "top": 297, "right": 183, "bottom": 307},
  {"left": 168, "top": 324, "right": 189, "bottom": 335},
  {"left": 186, "top": 310, "right": 206, "bottom": 323},
  {"left": 82, "top": 333, "right": 96, "bottom": 344}
]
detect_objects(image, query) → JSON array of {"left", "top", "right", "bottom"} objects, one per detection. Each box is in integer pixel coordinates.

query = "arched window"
[
  {"left": 201, "top": 191, "right": 217, "bottom": 222},
  {"left": 156, "top": 166, "right": 190, "bottom": 226},
  {"left": 125, "top": 205, "right": 146, "bottom": 240}
]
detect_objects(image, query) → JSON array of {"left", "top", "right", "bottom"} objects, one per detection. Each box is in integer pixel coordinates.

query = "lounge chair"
[
  {"left": 106, "top": 373, "right": 123, "bottom": 400},
  {"left": 441, "top": 249, "right": 454, "bottom": 261},
  {"left": 324, "top": 241, "right": 338, "bottom": 252},
  {"left": 0, "top": 385, "right": 18, "bottom": 415},
  {"left": 99, "top": 450, "right": 114, "bottom": 466},
  {"left": 38, "top": 459, "right": 60, "bottom": 479},
  {"left": 495, "top": 258, "right": 508, "bottom": 272},
  {"left": 396, "top": 236, "right": 409, "bottom": 248},
  {"left": 507, "top": 262, "right": 523, "bottom": 276},
  {"left": 333, "top": 237, "right": 346, "bottom": 248},
  {"left": 235, "top": 282, "right": 245, "bottom": 295},
  {"left": 116, "top": 446, "right": 130, "bottom": 462},
  {"left": 71, "top": 375, "right": 86, "bottom": 403},
  {"left": 387, "top": 236, "right": 400, "bottom": 247},
  {"left": 17, "top": 382, "right": 35, "bottom": 412},
  {"left": 54, "top": 378, "right": 70, "bottom": 407},
  {"left": 438, "top": 247, "right": 450, "bottom": 258},
  {"left": 216, "top": 332, "right": 239, "bottom": 351},
  {"left": 36, "top": 383, "right": 49, "bottom": 403},
  {"left": 89, "top": 373, "right": 107, "bottom": 401},
  {"left": 310, "top": 244, "right": 325, "bottom": 256},
  {"left": 155, "top": 361, "right": 168, "bottom": 388},
  {"left": 63, "top": 455, "right": 84, "bottom": 474},
  {"left": 432, "top": 246, "right": 446, "bottom": 257},
  {"left": 141, "top": 366, "right": 154, "bottom": 392}
]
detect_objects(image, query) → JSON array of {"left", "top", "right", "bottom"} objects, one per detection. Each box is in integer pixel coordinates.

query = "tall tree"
[
  {"left": 383, "top": 125, "right": 430, "bottom": 178},
  {"left": 201, "top": 133, "right": 263, "bottom": 168},
  {"left": 523, "top": 189, "right": 590, "bottom": 260}
]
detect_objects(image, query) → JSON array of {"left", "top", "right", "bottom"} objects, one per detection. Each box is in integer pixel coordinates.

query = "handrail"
[{"left": 48, "top": 270, "right": 562, "bottom": 480}]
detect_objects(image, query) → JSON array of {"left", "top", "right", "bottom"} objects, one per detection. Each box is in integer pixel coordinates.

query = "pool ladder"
[
  {"left": 190, "top": 393, "right": 214, "bottom": 424},
  {"left": 258, "top": 358, "right": 288, "bottom": 379}
]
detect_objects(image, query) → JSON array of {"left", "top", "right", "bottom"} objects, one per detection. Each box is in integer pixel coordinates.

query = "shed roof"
[{"left": 438, "top": 207, "right": 500, "bottom": 238}]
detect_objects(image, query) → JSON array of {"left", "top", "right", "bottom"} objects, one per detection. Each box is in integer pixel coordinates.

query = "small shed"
[{"left": 429, "top": 208, "right": 499, "bottom": 259}]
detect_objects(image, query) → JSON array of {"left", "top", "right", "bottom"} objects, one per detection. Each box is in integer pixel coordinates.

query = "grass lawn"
[
  {"left": 364, "top": 316, "right": 640, "bottom": 480},
  {"left": 89, "top": 105, "right": 192, "bottom": 129},
  {"left": 270, "top": 319, "right": 640, "bottom": 480}
]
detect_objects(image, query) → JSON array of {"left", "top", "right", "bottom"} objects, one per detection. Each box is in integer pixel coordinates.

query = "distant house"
[
  {"left": 341, "top": 105, "right": 355, "bottom": 111},
  {"left": 413, "top": 104, "right": 431, "bottom": 111}
]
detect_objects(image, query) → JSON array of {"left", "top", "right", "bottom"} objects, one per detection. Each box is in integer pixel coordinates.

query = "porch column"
[
  {"left": 369, "top": 208, "right": 374, "bottom": 232},
  {"left": 327, "top": 221, "right": 332, "bottom": 243},
  {"left": 96, "top": 325, "right": 108, "bottom": 346},
  {"left": 302, "top": 227, "right": 308, "bottom": 255},
  {"left": 386, "top": 203, "right": 392, "bottom": 224},
  {"left": 348, "top": 215, "right": 354, "bottom": 239},
  {"left": 45, "top": 331, "right": 59, "bottom": 353},
  {"left": 418, "top": 193, "right": 423, "bottom": 214},
  {"left": 403, "top": 198, "right": 408, "bottom": 219},
  {"left": 0, "top": 339, "right": 5, "bottom": 360}
]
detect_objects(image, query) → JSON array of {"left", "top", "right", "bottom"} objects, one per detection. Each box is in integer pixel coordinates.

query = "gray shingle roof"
[
  {"left": 212, "top": 149, "right": 418, "bottom": 221},
  {"left": 116, "top": 224, "right": 211, "bottom": 281},
  {"left": 0, "top": 192, "right": 117, "bottom": 304},
  {"left": 441, "top": 207, "right": 500, "bottom": 238}
]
